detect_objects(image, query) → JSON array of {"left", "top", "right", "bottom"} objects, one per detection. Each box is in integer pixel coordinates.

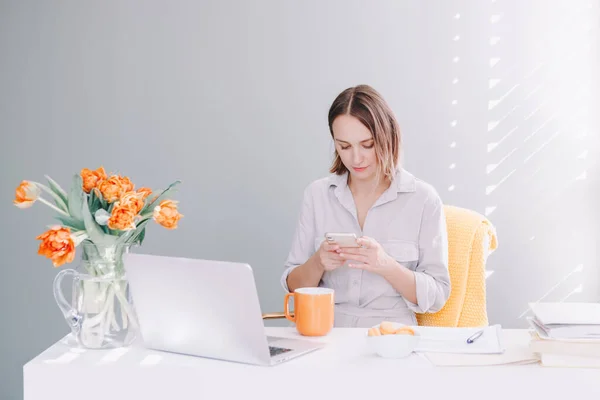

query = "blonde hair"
[{"left": 327, "top": 84, "right": 401, "bottom": 184}]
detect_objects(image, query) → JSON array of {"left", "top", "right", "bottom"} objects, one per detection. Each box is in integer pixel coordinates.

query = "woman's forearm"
[
  {"left": 286, "top": 254, "right": 324, "bottom": 292},
  {"left": 383, "top": 261, "right": 417, "bottom": 304}
]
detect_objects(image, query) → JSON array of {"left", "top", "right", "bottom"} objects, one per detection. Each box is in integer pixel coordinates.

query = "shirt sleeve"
[
  {"left": 280, "top": 185, "right": 316, "bottom": 293},
  {"left": 403, "top": 191, "right": 451, "bottom": 313}
]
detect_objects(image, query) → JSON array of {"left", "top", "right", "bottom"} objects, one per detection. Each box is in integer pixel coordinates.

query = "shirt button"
[{"left": 353, "top": 280, "right": 359, "bottom": 286}]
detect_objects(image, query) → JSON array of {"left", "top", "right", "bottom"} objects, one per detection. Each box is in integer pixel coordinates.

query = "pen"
[{"left": 466, "top": 330, "right": 484, "bottom": 344}]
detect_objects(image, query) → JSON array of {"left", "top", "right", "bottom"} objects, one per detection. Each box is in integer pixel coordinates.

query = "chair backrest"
[{"left": 416, "top": 205, "right": 498, "bottom": 327}]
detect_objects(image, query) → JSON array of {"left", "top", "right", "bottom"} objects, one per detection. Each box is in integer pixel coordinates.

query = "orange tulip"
[
  {"left": 107, "top": 205, "right": 136, "bottom": 231},
  {"left": 137, "top": 187, "right": 152, "bottom": 200},
  {"left": 118, "top": 176, "right": 134, "bottom": 193},
  {"left": 80, "top": 167, "right": 107, "bottom": 193},
  {"left": 119, "top": 191, "right": 145, "bottom": 214},
  {"left": 36, "top": 226, "right": 76, "bottom": 267},
  {"left": 97, "top": 176, "right": 124, "bottom": 203},
  {"left": 153, "top": 199, "right": 183, "bottom": 229},
  {"left": 14, "top": 181, "right": 41, "bottom": 209}
]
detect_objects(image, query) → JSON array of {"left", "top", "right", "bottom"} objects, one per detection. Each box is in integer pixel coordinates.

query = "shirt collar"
[
  {"left": 328, "top": 167, "right": 416, "bottom": 215},
  {"left": 328, "top": 167, "right": 416, "bottom": 193}
]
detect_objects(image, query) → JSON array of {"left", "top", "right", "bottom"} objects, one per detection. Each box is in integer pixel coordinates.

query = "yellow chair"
[
  {"left": 416, "top": 205, "right": 497, "bottom": 327},
  {"left": 263, "top": 205, "right": 498, "bottom": 327}
]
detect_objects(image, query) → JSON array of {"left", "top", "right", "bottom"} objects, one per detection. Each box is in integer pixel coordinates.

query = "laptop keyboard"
[{"left": 269, "top": 346, "right": 292, "bottom": 357}]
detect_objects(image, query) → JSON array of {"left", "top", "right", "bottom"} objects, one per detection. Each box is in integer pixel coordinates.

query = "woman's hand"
[
  {"left": 337, "top": 236, "right": 417, "bottom": 303},
  {"left": 315, "top": 240, "right": 345, "bottom": 272},
  {"left": 337, "top": 236, "right": 398, "bottom": 277}
]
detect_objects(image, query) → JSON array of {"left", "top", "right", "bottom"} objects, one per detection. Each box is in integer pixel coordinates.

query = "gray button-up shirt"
[{"left": 281, "top": 167, "right": 451, "bottom": 328}]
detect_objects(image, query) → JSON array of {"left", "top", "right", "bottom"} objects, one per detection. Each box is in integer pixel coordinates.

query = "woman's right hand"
[{"left": 316, "top": 241, "right": 345, "bottom": 271}]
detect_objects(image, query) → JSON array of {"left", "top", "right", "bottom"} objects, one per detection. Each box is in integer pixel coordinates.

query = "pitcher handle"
[{"left": 53, "top": 269, "right": 81, "bottom": 333}]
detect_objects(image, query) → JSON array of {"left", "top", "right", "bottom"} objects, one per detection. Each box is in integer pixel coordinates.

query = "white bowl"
[{"left": 366, "top": 323, "right": 421, "bottom": 358}]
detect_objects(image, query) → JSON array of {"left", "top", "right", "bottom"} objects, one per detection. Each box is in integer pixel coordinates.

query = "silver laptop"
[{"left": 123, "top": 252, "right": 324, "bottom": 366}]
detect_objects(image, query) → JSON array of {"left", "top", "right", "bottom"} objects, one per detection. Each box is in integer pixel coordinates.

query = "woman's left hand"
[{"left": 337, "top": 236, "right": 398, "bottom": 277}]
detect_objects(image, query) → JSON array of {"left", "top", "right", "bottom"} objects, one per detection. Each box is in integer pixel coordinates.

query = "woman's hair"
[{"left": 327, "top": 84, "right": 401, "bottom": 183}]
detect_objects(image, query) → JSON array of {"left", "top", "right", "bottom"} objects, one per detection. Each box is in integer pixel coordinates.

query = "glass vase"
[{"left": 53, "top": 242, "right": 139, "bottom": 349}]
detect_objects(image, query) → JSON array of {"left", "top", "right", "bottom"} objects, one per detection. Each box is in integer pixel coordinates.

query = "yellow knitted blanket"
[{"left": 416, "top": 205, "right": 498, "bottom": 328}]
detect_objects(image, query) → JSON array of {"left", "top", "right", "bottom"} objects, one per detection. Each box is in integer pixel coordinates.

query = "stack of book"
[{"left": 528, "top": 302, "right": 600, "bottom": 368}]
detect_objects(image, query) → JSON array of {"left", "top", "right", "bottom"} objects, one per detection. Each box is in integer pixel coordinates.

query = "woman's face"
[{"left": 332, "top": 114, "right": 377, "bottom": 183}]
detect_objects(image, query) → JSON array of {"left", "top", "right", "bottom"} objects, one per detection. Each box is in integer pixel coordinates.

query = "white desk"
[{"left": 24, "top": 328, "right": 600, "bottom": 400}]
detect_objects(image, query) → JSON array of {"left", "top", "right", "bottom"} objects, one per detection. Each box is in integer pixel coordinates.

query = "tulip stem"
[{"left": 38, "top": 196, "right": 71, "bottom": 217}]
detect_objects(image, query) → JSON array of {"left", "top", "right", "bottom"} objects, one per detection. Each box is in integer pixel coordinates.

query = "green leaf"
[
  {"left": 44, "top": 175, "right": 69, "bottom": 207},
  {"left": 68, "top": 174, "right": 84, "bottom": 221},
  {"left": 32, "top": 181, "right": 68, "bottom": 212},
  {"left": 88, "top": 188, "right": 97, "bottom": 211},
  {"left": 115, "top": 229, "right": 134, "bottom": 246},
  {"left": 98, "top": 191, "right": 107, "bottom": 210},
  {"left": 88, "top": 188, "right": 107, "bottom": 214},
  {"left": 108, "top": 226, "right": 123, "bottom": 236},
  {"left": 54, "top": 215, "right": 85, "bottom": 231},
  {"left": 89, "top": 188, "right": 108, "bottom": 210},
  {"left": 142, "top": 180, "right": 181, "bottom": 214},
  {"left": 136, "top": 227, "right": 147, "bottom": 246},
  {"left": 122, "top": 218, "right": 150, "bottom": 246},
  {"left": 81, "top": 246, "right": 90, "bottom": 261},
  {"left": 142, "top": 190, "right": 156, "bottom": 207},
  {"left": 82, "top": 194, "right": 115, "bottom": 246}
]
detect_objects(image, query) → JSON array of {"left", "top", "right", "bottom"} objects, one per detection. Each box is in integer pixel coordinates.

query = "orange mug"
[{"left": 284, "top": 287, "right": 334, "bottom": 336}]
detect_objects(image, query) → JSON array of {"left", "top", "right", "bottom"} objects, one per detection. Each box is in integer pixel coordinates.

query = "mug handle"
[
  {"left": 53, "top": 269, "right": 82, "bottom": 333},
  {"left": 284, "top": 293, "right": 296, "bottom": 322}
]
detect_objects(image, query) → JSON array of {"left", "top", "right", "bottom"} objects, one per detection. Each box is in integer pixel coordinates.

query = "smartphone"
[{"left": 324, "top": 232, "right": 360, "bottom": 248}]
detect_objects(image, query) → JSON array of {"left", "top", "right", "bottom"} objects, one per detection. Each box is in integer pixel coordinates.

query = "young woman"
[{"left": 281, "top": 84, "right": 451, "bottom": 328}]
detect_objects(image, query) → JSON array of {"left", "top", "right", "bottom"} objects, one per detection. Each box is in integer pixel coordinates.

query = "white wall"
[{"left": 0, "top": 1, "right": 598, "bottom": 398}]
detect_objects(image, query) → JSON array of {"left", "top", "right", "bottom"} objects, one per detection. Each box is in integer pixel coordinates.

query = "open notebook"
[
  {"left": 415, "top": 324, "right": 504, "bottom": 354},
  {"left": 414, "top": 325, "right": 540, "bottom": 366}
]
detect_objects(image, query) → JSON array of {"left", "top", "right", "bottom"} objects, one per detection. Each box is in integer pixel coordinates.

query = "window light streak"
[
  {"left": 561, "top": 285, "right": 583, "bottom": 301},
  {"left": 523, "top": 82, "right": 545, "bottom": 101},
  {"left": 523, "top": 130, "right": 561, "bottom": 163},
  {"left": 523, "top": 116, "right": 555, "bottom": 142},
  {"left": 43, "top": 352, "right": 80, "bottom": 364},
  {"left": 488, "top": 106, "right": 518, "bottom": 132},
  {"left": 524, "top": 100, "right": 549, "bottom": 120},
  {"left": 98, "top": 347, "right": 130, "bottom": 365},
  {"left": 489, "top": 78, "right": 501, "bottom": 89},
  {"left": 140, "top": 354, "right": 163, "bottom": 366},
  {"left": 488, "top": 84, "right": 519, "bottom": 110},
  {"left": 485, "top": 169, "right": 516, "bottom": 195},
  {"left": 577, "top": 150, "right": 588, "bottom": 160},
  {"left": 486, "top": 148, "right": 517, "bottom": 174},
  {"left": 484, "top": 206, "right": 497, "bottom": 216},
  {"left": 575, "top": 170, "right": 587, "bottom": 181},
  {"left": 518, "top": 264, "right": 584, "bottom": 318},
  {"left": 488, "top": 126, "right": 519, "bottom": 152},
  {"left": 490, "top": 14, "right": 503, "bottom": 23}
]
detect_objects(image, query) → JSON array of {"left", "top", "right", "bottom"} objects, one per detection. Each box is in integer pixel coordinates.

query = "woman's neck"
[{"left": 348, "top": 174, "right": 390, "bottom": 198}]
